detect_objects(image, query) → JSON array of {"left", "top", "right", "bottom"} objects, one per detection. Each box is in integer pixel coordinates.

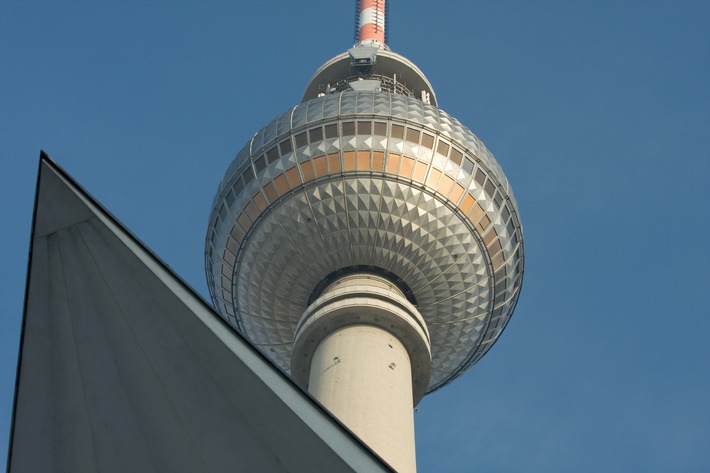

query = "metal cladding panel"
[
  {"left": 292, "top": 103, "right": 310, "bottom": 129},
  {"left": 206, "top": 91, "right": 524, "bottom": 392},
  {"left": 340, "top": 93, "right": 358, "bottom": 115}
]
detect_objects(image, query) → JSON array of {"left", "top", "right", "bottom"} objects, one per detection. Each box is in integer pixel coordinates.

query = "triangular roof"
[{"left": 7, "top": 153, "right": 392, "bottom": 473}]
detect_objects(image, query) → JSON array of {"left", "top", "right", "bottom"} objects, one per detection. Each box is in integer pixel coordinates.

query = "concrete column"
[
  {"left": 292, "top": 274, "right": 431, "bottom": 473},
  {"left": 309, "top": 324, "right": 415, "bottom": 472}
]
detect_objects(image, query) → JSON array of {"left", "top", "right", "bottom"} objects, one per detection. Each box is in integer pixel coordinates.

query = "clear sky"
[{"left": 2, "top": 1, "right": 709, "bottom": 471}]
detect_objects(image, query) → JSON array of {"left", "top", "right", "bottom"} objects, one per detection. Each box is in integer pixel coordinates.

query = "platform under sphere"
[{"left": 206, "top": 91, "right": 524, "bottom": 392}]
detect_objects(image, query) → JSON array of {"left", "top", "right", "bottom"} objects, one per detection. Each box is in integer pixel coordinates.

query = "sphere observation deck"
[{"left": 206, "top": 48, "right": 524, "bottom": 394}]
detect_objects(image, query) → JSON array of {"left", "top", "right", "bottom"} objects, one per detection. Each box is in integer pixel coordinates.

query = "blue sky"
[{"left": 2, "top": 1, "right": 709, "bottom": 471}]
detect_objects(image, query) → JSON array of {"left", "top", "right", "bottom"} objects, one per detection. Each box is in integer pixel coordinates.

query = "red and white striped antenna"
[{"left": 355, "top": 0, "right": 387, "bottom": 46}]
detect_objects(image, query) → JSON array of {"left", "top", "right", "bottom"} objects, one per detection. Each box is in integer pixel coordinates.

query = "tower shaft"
[
  {"left": 292, "top": 274, "right": 432, "bottom": 473},
  {"left": 309, "top": 325, "right": 416, "bottom": 473}
]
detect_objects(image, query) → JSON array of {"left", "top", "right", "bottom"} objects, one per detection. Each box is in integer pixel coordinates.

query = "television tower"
[{"left": 206, "top": 1, "right": 524, "bottom": 471}]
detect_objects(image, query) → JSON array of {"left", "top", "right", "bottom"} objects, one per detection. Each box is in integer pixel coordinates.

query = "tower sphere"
[{"left": 206, "top": 47, "right": 524, "bottom": 393}]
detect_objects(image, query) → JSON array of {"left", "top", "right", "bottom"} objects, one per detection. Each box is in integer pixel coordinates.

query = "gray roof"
[{"left": 7, "top": 153, "right": 392, "bottom": 473}]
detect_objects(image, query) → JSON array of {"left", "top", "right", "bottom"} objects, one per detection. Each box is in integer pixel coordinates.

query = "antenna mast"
[{"left": 354, "top": 0, "right": 387, "bottom": 46}]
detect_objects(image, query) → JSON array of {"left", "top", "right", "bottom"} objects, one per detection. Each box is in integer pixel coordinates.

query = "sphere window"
[
  {"left": 436, "top": 140, "right": 450, "bottom": 157},
  {"left": 309, "top": 127, "right": 323, "bottom": 143},
  {"left": 421, "top": 133, "right": 434, "bottom": 149},
  {"left": 295, "top": 132, "right": 308, "bottom": 148},
  {"left": 507, "top": 220, "right": 516, "bottom": 238},
  {"left": 231, "top": 177, "right": 244, "bottom": 196},
  {"left": 357, "top": 121, "right": 372, "bottom": 134},
  {"left": 266, "top": 146, "right": 279, "bottom": 164},
  {"left": 254, "top": 155, "right": 266, "bottom": 173},
  {"left": 279, "top": 139, "right": 292, "bottom": 155},
  {"left": 475, "top": 168, "right": 486, "bottom": 187},
  {"left": 406, "top": 128, "right": 420, "bottom": 144},
  {"left": 225, "top": 189, "right": 235, "bottom": 207},
  {"left": 325, "top": 123, "right": 338, "bottom": 139},
  {"left": 450, "top": 148, "right": 463, "bottom": 166},
  {"left": 327, "top": 153, "right": 341, "bottom": 173},
  {"left": 502, "top": 205, "right": 511, "bottom": 223},
  {"left": 484, "top": 179, "right": 496, "bottom": 198},
  {"left": 242, "top": 167, "right": 255, "bottom": 185},
  {"left": 400, "top": 156, "right": 415, "bottom": 177},
  {"left": 391, "top": 124, "right": 404, "bottom": 139},
  {"left": 462, "top": 157, "right": 474, "bottom": 174},
  {"left": 229, "top": 226, "right": 243, "bottom": 243}
]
